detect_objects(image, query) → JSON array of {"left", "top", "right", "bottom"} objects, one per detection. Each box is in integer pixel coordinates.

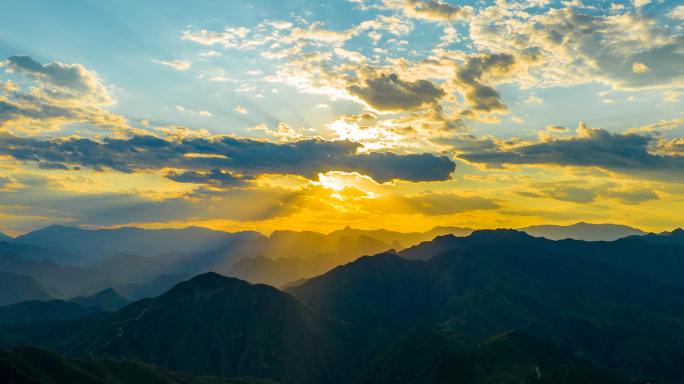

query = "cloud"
[
  {"left": 606, "top": 187, "right": 659, "bottom": 205},
  {"left": 632, "top": 62, "right": 650, "bottom": 73},
  {"left": 1, "top": 80, "right": 20, "bottom": 92},
  {"left": 384, "top": 0, "right": 471, "bottom": 23},
  {"left": 469, "top": 8, "right": 684, "bottom": 90},
  {"left": 357, "top": 190, "right": 501, "bottom": 215},
  {"left": 668, "top": 5, "right": 684, "bottom": 20},
  {"left": 181, "top": 29, "right": 245, "bottom": 48},
  {"left": 164, "top": 168, "right": 254, "bottom": 188},
  {"left": 1, "top": 55, "right": 111, "bottom": 103},
  {"left": 247, "top": 122, "right": 302, "bottom": 142},
  {"left": 453, "top": 122, "right": 684, "bottom": 176},
  {"left": 632, "top": 0, "right": 651, "bottom": 10},
  {"left": 453, "top": 53, "right": 534, "bottom": 115},
  {"left": 347, "top": 73, "right": 446, "bottom": 112},
  {"left": 153, "top": 59, "right": 191, "bottom": 70},
  {"left": 0, "top": 55, "right": 127, "bottom": 133},
  {"left": 0, "top": 131, "right": 457, "bottom": 184},
  {"left": 516, "top": 180, "right": 660, "bottom": 205},
  {"left": 547, "top": 125, "right": 569, "bottom": 132},
  {"left": 234, "top": 105, "right": 247, "bottom": 114}
]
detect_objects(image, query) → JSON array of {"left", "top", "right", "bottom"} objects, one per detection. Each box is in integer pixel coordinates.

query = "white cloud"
[
  {"left": 632, "top": 62, "right": 650, "bottom": 73},
  {"left": 668, "top": 6, "right": 684, "bottom": 20},
  {"left": 632, "top": 0, "right": 651, "bottom": 10},
  {"left": 199, "top": 51, "right": 221, "bottom": 56},
  {"left": 235, "top": 105, "right": 248, "bottom": 114},
  {"left": 153, "top": 59, "right": 191, "bottom": 70}
]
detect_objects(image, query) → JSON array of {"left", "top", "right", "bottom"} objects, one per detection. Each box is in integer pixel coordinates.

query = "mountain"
[
  {"left": 0, "top": 232, "right": 13, "bottom": 242},
  {"left": 325, "top": 226, "right": 473, "bottom": 248},
  {"left": 399, "top": 229, "right": 684, "bottom": 286},
  {"left": 224, "top": 235, "right": 394, "bottom": 287},
  {"left": 169, "top": 227, "right": 474, "bottom": 279},
  {"left": 112, "top": 273, "right": 191, "bottom": 300},
  {"left": 520, "top": 222, "right": 646, "bottom": 241},
  {"left": 68, "top": 288, "right": 132, "bottom": 311},
  {"left": 345, "top": 322, "right": 660, "bottom": 384},
  {"left": 633, "top": 228, "right": 684, "bottom": 245},
  {"left": 0, "top": 300, "right": 102, "bottom": 327},
  {"left": 11, "top": 225, "right": 262, "bottom": 264},
  {"left": 0, "top": 242, "right": 83, "bottom": 266},
  {"left": 0, "top": 272, "right": 63, "bottom": 306},
  {"left": 0, "top": 345, "right": 279, "bottom": 384},
  {"left": 90, "top": 252, "right": 169, "bottom": 283},
  {"left": 398, "top": 229, "right": 523, "bottom": 261},
  {"left": 2, "top": 273, "right": 368, "bottom": 384},
  {"left": 0, "top": 252, "right": 118, "bottom": 296},
  {"left": 287, "top": 232, "right": 684, "bottom": 381}
]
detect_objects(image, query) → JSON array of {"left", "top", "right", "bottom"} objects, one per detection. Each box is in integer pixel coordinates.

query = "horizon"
[
  {"left": 0, "top": 220, "right": 675, "bottom": 238},
  {"left": 1, "top": 0, "right": 683, "bottom": 236}
]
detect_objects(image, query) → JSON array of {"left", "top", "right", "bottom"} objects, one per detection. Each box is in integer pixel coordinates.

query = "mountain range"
[{"left": 2, "top": 224, "right": 684, "bottom": 383}]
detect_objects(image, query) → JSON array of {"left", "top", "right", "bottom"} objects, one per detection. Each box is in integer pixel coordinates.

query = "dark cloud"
[
  {"left": 0, "top": 175, "right": 12, "bottom": 188},
  {"left": 606, "top": 188, "right": 659, "bottom": 205},
  {"left": 515, "top": 180, "right": 660, "bottom": 205},
  {"left": 347, "top": 73, "right": 446, "bottom": 112},
  {"left": 164, "top": 169, "right": 254, "bottom": 188},
  {"left": 516, "top": 185, "right": 598, "bottom": 204},
  {"left": 1, "top": 55, "right": 109, "bottom": 103},
  {"left": 36, "top": 162, "right": 70, "bottom": 170},
  {"left": 454, "top": 53, "right": 518, "bottom": 113},
  {"left": 0, "top": 131, "right": 456, "bottom": 183},
  {"left": 453, "top": 123, "right": 684, "bottom": 175},
  {"left": 340, "top": 151, "right": 456, "bottom": 183},
  {"left": 356, "top": 190, "right": 501, "bottom": 215}
]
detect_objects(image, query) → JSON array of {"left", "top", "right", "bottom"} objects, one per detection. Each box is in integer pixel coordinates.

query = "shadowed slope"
[
  {"left": 287, "top": 232, "right": 684, "bottom": 381},
  {"left": 2, "top": 273, "right": 369, "bottom": 384},
  {"left": 0, "top": 345, "right": 278, "bottom": 384}
]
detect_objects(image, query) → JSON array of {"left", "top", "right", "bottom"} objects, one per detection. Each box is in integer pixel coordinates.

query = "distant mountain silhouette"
[
  {"left": 398, "top": 229, "right": 528, "bottom": 261},
  {"left": 0, "top": 252, "right": 117, "bottom": 296},
  {"left": 175, "top": 227, "right": 473, "bottom": 284},
  {"left": 632, "top": 228, "right": 684, "bottom": 245},
  {"left": 520, "top": 222, "right": 645, "bottom": 241},
  {"left": 0, "top": 242, "right": 83, "bottom": 266},
  {"left": 287, "top": 233, "right": 684, "bottom": 381},
  {"left": 2, "top": 273, "right": 367, "bottom": 384},
  {"left": 0, "top": 300, "right": 102, "bottom": 327},
  {"left": 0, "top": 345, "right": 279, "bottom": 384},
  {"left": 0, "top": 232, "right": 13, "bottom": 242},
  {"left": 0, "top": 272, "right": 63, "bottom": 306},
  {"left": 11, "top": 225, "right": 262, "bottom": 264},
  {"left": 68, "top": 288, "right": 131, "bottom": 311},
  {"left": 90, "top": 252, "right": 169, "bottom": 283},
  {"left": 224, "top": 235, "right": 395, "bottom": 287}
]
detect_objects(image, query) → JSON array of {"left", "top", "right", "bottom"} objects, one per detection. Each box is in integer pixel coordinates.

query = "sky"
[{"left": 0, "top": 0, "right": 683, "bottom": 236}]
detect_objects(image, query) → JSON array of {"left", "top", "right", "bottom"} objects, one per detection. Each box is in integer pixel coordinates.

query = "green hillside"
[
  {"left": 0, "top": 272, "right": 63, "bottom": 306},
  {"left": 0, "top": 345, "right": 278, "bottom": 384},
  {"left": 68, "top": 288, "right": 132, "bottom": 311},
  {"left": 287, "top": 232, "right": 684, "bottom": 381},
  {"left": 0, "top": 300, "right": 102, "bottom": 327},
  {"left": 2, "top": 273, "right": 368, "bottom": 384}
]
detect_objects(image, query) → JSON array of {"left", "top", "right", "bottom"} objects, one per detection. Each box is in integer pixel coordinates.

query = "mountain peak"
[{"left": 165, "top": 272, "right": 248, "bottom": 297}]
